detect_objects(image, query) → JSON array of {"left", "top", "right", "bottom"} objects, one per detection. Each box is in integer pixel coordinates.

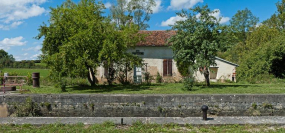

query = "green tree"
[
  {"left": 0, "top": 49, "right": 15, "bottom": 67},
  {"left": 263, "top": 0, "right": 285, "bottom": 30},
  {"left": 36, "top": 0, "right": 141, "bottom": 86},
  {"left": 219, "top": 8, "right": 259, "bottom": 64},
  {"left": 237, "top": 32, "right": 285, "bottom": 82},
  {"left": 229, "top": 8, "right": 259, "bottom": 44},
  {"left": 110, "top": 0, "right": 156, "bottom": 30},
  {"left": 169, "top": 5, "right": 224, "bottom": 86}
]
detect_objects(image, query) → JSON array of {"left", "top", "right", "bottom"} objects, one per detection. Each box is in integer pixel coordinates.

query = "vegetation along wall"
[{"left": 0, "top": 94, "right": 284, "bottom": 117}]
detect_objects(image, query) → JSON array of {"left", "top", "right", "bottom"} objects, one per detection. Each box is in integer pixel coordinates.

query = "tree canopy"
[
  {"left": 110, "top": 0, "right": 156, "bottom": 30},
  {"left": 36, "top": 0, "right": 142, "bottom": 86},
  {"left": 169, "top": 5, "right": 225, "bottom": 86},
  {"left": 0, "top": 49, "right": 15, "bottom": 69},
  {"left": 229, "top": 8, "right": 259, "bottom": 44},
  {"left": 236, "top": 0, "right": 285, "bottom": 82}
]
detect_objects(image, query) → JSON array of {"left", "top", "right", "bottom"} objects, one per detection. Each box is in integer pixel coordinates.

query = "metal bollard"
[
  {"left": 201, "top": 105, "right": 208, "bottom": 120},
  {"left": 32, "top": 72, "right": 40, "bottom": 88}
]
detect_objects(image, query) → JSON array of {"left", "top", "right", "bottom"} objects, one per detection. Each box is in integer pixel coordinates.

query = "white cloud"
[
  {"left": 0, "top": 0, "right": 47, "bottom": 30},
  {"left": 15, "top": 51, "right": 42, "bottom": 61},
  {"left": 152, "top": 0, "right": 162, "bottom": 13},
  {"left": 22, "top": 45, "right": 42, "bottom": 52},
  {"left": 30, "top": 51, "right": 42, "bottom": 60},
  {"left": 211, "top": 9, "right": 230, "bottom": 24},
  {"left": 0, "top": 21, "right": 23, "bottom": 30},
  {"left": 161, "top": 9, "right": 229, "bottom": 27},
  {"left": 168, "top": 0, "right": 203, "bottom": 10},
  {"left": 10, "top": 21, "right": 24, "bottom": 28},
  {"left": 194, "top": 9, "right": 230, "bottom": 24},
  {"left": 161, "top": 15, "right": 186, "bottom": 26},
  {"left": 105, "top": 2, "right": 112, "bottom": 9},
  {"left": 117, "top": 0, "right": 161, "bottom": 13},
  {"left": 31, "top": 53, "right": 40, "bottom": 59},
  {"left": 0, "top": 36, "right": 27, "bottom": 50}
]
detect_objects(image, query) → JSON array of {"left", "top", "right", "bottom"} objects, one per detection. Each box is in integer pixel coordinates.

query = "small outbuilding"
[{"left": 95, "top": 30, "right": 238, "bottom": 83}]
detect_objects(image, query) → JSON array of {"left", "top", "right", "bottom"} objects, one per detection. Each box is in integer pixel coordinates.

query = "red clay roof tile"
[{"left": 137, "top": 30, "right": 176, "bottom": 46}]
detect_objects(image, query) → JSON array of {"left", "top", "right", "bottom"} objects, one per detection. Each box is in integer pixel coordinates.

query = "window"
[
  {"left": 163, "top": 59, "right": 172, "bottom": 76},
  {"left": 209, "top": 67, "right": 218, "bottom": 79}
]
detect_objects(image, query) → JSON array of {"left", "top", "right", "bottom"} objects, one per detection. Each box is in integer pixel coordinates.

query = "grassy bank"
[
  {"left": 1, "top": 122, "right": 285, "bottom": 133},
  {"left": 1, "top": 68, "right": 49, "bottom": 78},
  {"left": 22, "top": 82, "right": 285, "bottom": 94}
]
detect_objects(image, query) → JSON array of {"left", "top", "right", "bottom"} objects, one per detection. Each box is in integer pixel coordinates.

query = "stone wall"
[{"left": 0, "top": 94, "right": 284, "bottom": 117}]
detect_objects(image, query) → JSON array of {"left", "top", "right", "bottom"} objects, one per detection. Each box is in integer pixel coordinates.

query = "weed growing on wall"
[{"left": 13, "top": 97, "right": 42, "bottom": 117}]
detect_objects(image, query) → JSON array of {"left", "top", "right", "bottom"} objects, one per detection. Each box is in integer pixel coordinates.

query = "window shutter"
[
  {"left": 168, "top": 59, "right": 172, "bottom": 76},
  {"left": 163, "top": 59, "right": 167, "bottom": 76}
]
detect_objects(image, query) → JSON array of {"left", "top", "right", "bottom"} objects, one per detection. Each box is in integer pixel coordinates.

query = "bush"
[
  {"left": 156, "top": 72, "right": 162, "bottom": 83},
  {"left": 143, "top": 72, "right": 153, "bottom": 85},
  {"left": 54, "top": 78, "right": 67, "bottom": 92},
  {"left": 75, "top": 78, "right": 90, "bottom": 87},
  {"left": 244, "top": 74, "right": 277, "bottom": 84},
  {"left": 117, "top": 72, "right": 130, "bottom": 85},
  {"left": 27, "top": 72, "right": 32, "bottom": 86},
  {"left": 183, "top": 76, "right": 194, "bottom": 91},
  {"left": 40, "top": 77, "right": 53, "bottom": 86}
]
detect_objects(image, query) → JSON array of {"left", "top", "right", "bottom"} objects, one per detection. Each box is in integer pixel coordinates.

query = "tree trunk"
[
  {"left": 204, "top": 68, "right": 210, "bottom": 86},
  {"left": 85, "top": 63, "right": 96, "bottom": 87}
]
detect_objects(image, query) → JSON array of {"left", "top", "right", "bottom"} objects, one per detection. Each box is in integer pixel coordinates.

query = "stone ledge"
[{"left": 1, "top": 117, "right": 285, "bottom": 125}]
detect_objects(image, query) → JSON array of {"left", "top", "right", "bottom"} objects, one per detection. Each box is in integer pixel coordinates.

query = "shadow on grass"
[
  {"left": 190, "top": 83, "right": 261, "bottom": 91},
  {"left": 66, "top": 84, "right": 164, "bottom": 93}
]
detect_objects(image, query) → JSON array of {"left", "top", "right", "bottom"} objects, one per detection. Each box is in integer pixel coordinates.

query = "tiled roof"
[{"left": 137, "top": 30, "right": 176, "bottom": 46}]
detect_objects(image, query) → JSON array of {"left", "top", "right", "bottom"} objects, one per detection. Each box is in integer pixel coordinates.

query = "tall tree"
[
  {"left": 0, "top": 49, "right": 15, "bottom": 68},
  {"left": 110, "top": 0, "right": 156, "bottom": 30},
  {"left": 169, "top": 5, "right": 224, "bottom": 86},
  {"left": 36, "top": 0, "right": 141, "bottom": 86},
  {"left": 263, "top": 0, "right": 285, "bottom": 30},
  {"left": 219, "top": 8, "right": 259, "bottom": 64},
  {"left": 229, "top": 8, "right": 259, "bottom": 44}
]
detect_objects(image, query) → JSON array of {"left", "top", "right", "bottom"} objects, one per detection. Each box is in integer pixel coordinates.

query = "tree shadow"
[
  {"left": 191, "top": 83, "right": 260, "bottom": 91},
  {"left": 66, "top": 83, "right": 164, "bottom": 93}
]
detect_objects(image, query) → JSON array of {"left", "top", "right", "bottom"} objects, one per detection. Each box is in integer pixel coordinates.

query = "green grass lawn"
[
  {"left": 1, "top": 68, "right": 285, "bottom": 94},
  {"left": 1, "top": 122, "right": 285, "bottom": 133},
  {"left": 35, "top": 63, "right": 46, "bottom": 67},
  {"left": 21, "top": 81, "right": 285, "bottom": 94},
  {"left": 1, "top": 68, "right": 49, "bottom": 78}
]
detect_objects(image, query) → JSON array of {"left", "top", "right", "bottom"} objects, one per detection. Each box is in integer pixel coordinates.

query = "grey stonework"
[{"left": 0, "top": 94, "right": 284, "bottom": 117}]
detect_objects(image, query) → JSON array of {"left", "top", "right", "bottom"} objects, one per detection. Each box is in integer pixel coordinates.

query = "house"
[{"left": 95, "top": 30, "right": 238, "bottom": 83}]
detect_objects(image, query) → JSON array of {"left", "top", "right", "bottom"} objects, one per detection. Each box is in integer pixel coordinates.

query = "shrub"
[
  {"left": 75, "top": 78, "right": 90, "bottom": 87},
  {"left": 156, "top": 72, "right": 162, "bottom": 83},
  {"left": 183, "top": 76, "right": 194, "bottom": 91},
  {"left": 40, "top": 77, "right": 53, "bottom": 86},
  {"left": 143, "top": 72, "right": 153, "bottom": 85},
  {"left": 27, "top": 72, "right": 32, "bottom": 86},
  {"left": 54, "top": 78, "right": 67, "bottom": 92},
  {"left": 117, "top": 72, "right": 130, "bottom": 85}
]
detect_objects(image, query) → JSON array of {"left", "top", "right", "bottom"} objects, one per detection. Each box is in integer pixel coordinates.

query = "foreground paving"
[{"left": 1, "top": 117, "right": 285, "bottom": 125}]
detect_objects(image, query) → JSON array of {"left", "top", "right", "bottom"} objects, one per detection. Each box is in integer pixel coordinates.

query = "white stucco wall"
[
  {"left": 194, "top": 59, "right": 237, "bottom": 82},
  {"left": 128, "top": 47, "right": 182, "bottom": 82}
]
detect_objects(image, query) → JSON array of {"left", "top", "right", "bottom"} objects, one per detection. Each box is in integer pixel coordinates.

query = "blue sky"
[{"left": 0, "top": 0, "right": 280, "bottom": 61}]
